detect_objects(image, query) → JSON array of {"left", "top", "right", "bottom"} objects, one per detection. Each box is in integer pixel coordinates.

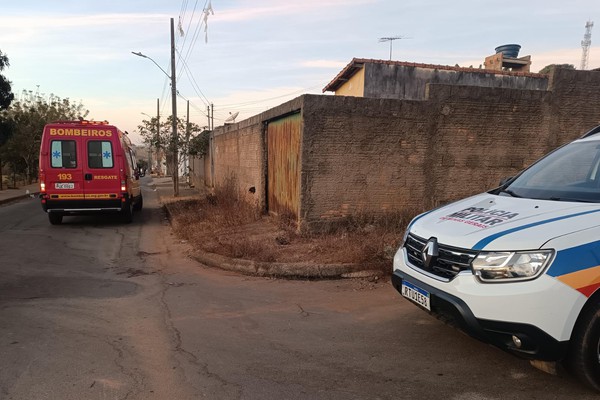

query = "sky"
[{"left": 1, "top": 0, "right": 600, "bottom": 144}]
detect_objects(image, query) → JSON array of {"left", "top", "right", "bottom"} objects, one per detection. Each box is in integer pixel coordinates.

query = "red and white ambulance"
[{"left": 38, "top": 120, "right": 143, "bottom": 224}]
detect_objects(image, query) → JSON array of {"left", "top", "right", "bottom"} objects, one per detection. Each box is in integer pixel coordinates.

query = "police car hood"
[{"left": 409, "top": 193, "right": 600, "bottom": 251}]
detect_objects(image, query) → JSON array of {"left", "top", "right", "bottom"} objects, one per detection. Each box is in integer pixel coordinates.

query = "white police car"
[{"left": 393, "top": 125, "right": 600, "bottom": 390}]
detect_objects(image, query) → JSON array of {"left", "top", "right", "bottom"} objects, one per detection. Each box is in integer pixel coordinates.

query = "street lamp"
[{"left": 131, "top": 18, "right": 179, "bottom": 196}]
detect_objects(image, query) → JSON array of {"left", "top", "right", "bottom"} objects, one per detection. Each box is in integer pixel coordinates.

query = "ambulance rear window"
[
  {"left": 88, "top": 141, "right": 114, "bottom": 168},
  {"left": 51, "top": 140, "right": 77, "bottom": 168}
]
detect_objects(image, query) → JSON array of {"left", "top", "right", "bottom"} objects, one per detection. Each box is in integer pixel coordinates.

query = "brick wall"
[
  {"left": 192, "top": 68, "right": 600, "bottom": 230},
  {"left": 211, "top": 120, "right": 265, "bottom": 207},
  {"left": 205, "top": 98, "right": 304, "bottom": 208},
  {"left": 300, "top": 95, "right": 431, "bottom": 224},
  {"left": 300, "top": 68, "right": 600, "bottom": 227}
]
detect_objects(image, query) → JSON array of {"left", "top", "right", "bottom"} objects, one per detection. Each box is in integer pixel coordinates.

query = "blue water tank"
[{"left": 495, "top": 44, "right": 521, "bottom": 58}]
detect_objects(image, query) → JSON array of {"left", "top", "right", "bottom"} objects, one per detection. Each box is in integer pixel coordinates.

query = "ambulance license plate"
[
  {"left": 401, "top": 280, "right": 431, "bottom": 311},
  {"left": 55, "top": 183, "right": 74, "bottom": 189}
]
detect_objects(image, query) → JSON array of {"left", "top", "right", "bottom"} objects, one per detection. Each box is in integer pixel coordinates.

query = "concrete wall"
[
  {"left": 188, "top": 155, "right": 206, "bottom": 188},
  {"left": 363, "top": 63, "right": 549, "bottom": 100},
  {"left": 336, "top": 67, "right": 365, "bottom": 97}
]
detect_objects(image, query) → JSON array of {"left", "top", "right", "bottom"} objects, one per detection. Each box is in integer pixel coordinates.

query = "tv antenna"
[{"left": 379, "top": 36, "right": 410, "bottom": 60}]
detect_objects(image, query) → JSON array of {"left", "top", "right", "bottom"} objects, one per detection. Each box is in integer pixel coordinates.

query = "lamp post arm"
[{"left": 131, "top": 51, "right": 171, "bottom": 80}]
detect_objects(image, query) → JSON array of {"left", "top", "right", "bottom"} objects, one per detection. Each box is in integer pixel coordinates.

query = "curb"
[
  {"left": 0, "top": 191, "right": 40, "bottom": 206},
  {"left": 188, "top": 250, "right": 384, "bottom": 280}
]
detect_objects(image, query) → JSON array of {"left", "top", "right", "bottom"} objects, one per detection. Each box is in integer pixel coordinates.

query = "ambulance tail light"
[
  {"left": 39, "top": 172, "right": 46, "bottom": 193},
  {"left": 120, "top": 168, "right": 127, "bottom": 192}
]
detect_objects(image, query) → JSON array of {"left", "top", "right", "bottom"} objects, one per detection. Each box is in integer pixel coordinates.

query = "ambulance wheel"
[
  {"left": 133, "top": 195, "right": 143, "bottom": 211},
  {"left": 121, "top": 200, "right": 133, "bottom": 223},
  {"left": 48, "top": 213, "right": 63, "bottom": 225},
  {"left": 566, "top": 301, "right": 600, "bottom": 391}
]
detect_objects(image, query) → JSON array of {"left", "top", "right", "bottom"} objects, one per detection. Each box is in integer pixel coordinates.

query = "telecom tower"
[{"left": 581, "top": 20, "right": 594, "bottom": 70}]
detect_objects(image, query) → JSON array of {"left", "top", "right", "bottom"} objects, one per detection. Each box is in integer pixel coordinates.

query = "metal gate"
[{"left": 267, "top": 113, "right": 301, "bottom": 218}]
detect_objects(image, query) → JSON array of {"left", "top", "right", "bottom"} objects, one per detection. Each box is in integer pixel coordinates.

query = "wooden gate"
[{"left": 267, "top": 113, "right": 301, "bottom": 218}]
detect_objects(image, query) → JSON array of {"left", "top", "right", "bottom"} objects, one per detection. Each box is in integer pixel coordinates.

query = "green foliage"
[
  {"left": 137, "top": 159, "right": 149, "bottom": 171},
  {"left": 0, "top": 90, "right": 89, "bottom": 183},
  {"left": 137, "top": 115, "right": 204, "bottom": 172},
  {"left": 0, "top": 50, "right": 14, "bottom": 111},
  {"left": 188, "top": 130, "right": 210, "bottom": 157},
  {"left": 538, "top": 64, "right": 575, "bottom": 74}
]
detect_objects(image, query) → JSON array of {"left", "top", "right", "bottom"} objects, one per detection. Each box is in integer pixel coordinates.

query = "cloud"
[
  {"left": 213, "top": 0, "right": 376, "bottom": 22},
  {"left": 301, "top": 60, "right": 347, "bottom": 69},
  {"left": 204, "top": 85, "right": 322, "bottom": 122}
]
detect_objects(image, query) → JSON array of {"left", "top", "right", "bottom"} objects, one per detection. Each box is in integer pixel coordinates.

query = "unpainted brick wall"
[
  {"left": 212, "top": 120, "right": 264, "bottom": 207},
  {"left": 300, "top": 68, "right": 600, "bottom": 227},
  {"left": 194, "top": 68, "right": 600, "bottom": 230},
  {"left": 207, "top": 98, "right": 304, "bottom": 209}
]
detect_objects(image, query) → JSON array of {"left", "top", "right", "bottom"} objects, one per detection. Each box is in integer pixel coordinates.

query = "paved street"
[{"left": 0, "top": 178, "right": 597, "bottom": 399}]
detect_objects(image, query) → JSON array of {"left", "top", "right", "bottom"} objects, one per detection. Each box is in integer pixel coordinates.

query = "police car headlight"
[{"left": 471, "top": 250, "right": 554, "bottom": 282}]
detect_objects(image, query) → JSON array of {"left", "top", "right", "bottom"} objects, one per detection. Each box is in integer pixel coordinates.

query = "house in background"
[{"left": 323, "top": 46, "right": 542, "bottom": 100}]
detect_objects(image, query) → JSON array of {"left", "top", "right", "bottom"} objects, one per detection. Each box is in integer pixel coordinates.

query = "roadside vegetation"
[
  {"left": 0, "top": 49, "right": 90, "bottom": 190},
  {"left": 165, "top": 179, "right": 419, "bottom": 274}
]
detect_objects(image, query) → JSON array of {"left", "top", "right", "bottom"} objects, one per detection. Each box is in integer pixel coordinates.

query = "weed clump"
[{"left": 167, "top": 181, "right": 419, "bottom": 272}]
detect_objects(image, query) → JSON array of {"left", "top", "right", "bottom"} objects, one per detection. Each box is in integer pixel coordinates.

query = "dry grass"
[{"left": 166, "top": 180, "right": 419, "bottom": 273}]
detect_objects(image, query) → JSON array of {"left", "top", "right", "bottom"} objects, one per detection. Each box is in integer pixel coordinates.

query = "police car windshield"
[{"left": 501, "top": 141, "right": 600, "bottom": 203}]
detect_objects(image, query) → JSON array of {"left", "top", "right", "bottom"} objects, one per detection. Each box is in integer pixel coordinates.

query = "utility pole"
[
  {"left": 207, "top": 105, "right": 211, "bottom": 130},
  {"left": 170, "top": 17, "right": 179, "bottom": 197},
  {"left": 184, "top": 100, "right": 190, "bottom": 184},
  {"left": 156, "top": 98, "right": 160, "bottom": 175}
]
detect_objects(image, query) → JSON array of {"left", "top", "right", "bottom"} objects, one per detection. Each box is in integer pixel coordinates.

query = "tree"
[
  {"left": 0, "top": 50, "right": 14, "bottom": 189},
  {"left": 0, "top": 91, "right": 89, "bottom": 185},
  {"left": 538, "top": 64, "right": 575, "bottom": 74},
  {"left": 188, "top": 130, "right": 211, "bottom": 158},
  {"left": 137, "top": 116, "right": 202, "bottom": 175},
  {"left": 0, "top": 50, "right": 14, "bottom": 110}
]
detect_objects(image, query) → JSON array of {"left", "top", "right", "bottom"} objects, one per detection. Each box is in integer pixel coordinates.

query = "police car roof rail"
[{"left": 581, "top": 125, "right": 600, "bottom": 138}]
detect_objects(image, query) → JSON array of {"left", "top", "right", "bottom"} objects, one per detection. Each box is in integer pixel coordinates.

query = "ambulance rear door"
[
  {"left": 82, "top": 133, "right": 121, "bottom": 202},
  {"left": 46, "top": 134, "right": 85, "bottom": 202}
]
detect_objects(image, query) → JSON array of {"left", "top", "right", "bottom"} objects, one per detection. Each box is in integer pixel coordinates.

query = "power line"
[
  {"left": 216, "top": 84, "right": 322, "bottom": 108},
  {"left": 176, "top": 48, "right": 211, "bottom": 105}
]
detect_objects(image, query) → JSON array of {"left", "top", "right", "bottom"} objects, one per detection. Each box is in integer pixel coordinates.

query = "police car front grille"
[{"left": 404, "top": 233, "right": 478, "bottom": 280}]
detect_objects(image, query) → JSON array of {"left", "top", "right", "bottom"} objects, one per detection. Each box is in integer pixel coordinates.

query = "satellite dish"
[{"left": 225, "top": 111, "right": 239, "bottom": 123}]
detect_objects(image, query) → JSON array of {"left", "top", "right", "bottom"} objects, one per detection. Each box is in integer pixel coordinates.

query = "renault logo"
[{"left": 421, "top": 237, "right": 439, "bottom": 270}]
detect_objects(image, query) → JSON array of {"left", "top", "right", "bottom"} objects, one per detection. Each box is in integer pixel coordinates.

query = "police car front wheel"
[{"left": 567, "top": 301, "right": 600, "bottom": 391}]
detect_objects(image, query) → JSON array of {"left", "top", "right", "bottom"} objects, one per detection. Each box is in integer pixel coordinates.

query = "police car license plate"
[
  {"left": 401, "top": 280, "right": 431, "bottom": 311},
  {"left": 55, "top": 183, "right": 74, "bottom": 189}
]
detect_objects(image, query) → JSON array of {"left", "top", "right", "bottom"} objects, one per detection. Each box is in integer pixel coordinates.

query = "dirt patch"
[{"left": 164, "top": 183, "right": 417, "bottom": 276}]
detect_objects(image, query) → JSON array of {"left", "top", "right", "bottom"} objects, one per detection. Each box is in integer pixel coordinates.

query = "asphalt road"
[{"left": 0, "top": 179, "right": 597, "bottom": 399}]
